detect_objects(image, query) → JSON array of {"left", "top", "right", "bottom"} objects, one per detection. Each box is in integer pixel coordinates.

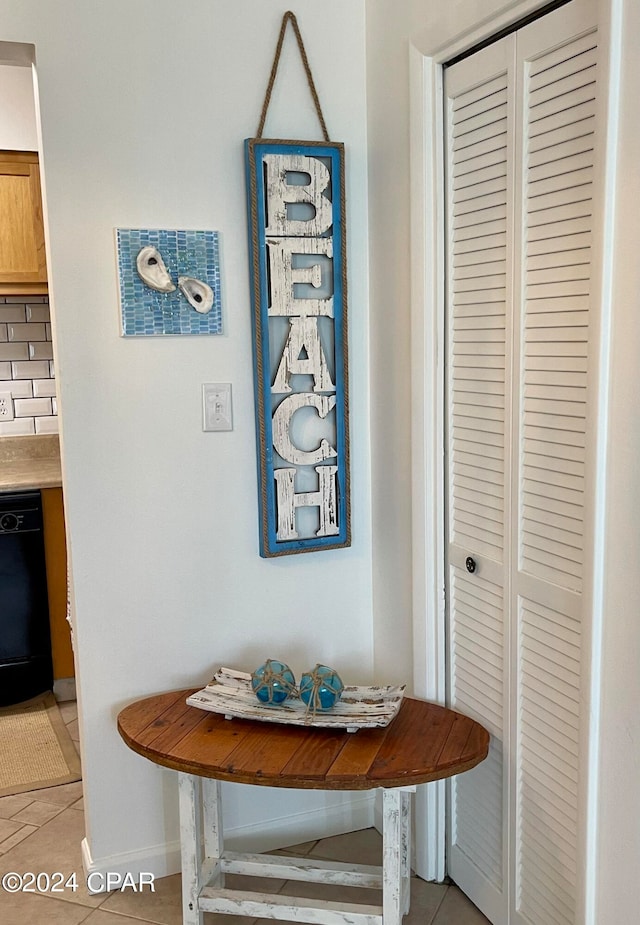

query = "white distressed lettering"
[
  {"left": 267, "top": 237, "right": 334, "bottom": 317},
  {"left": 274, "top": 465, "right": 340, "bottom": 540},
  {"left": 271, "top": 316, "right": 335, "bottom": 394},
  {"left": 264, "top": 154, "right": 333, "bottom": 236},
  {"left": 272, "top": 394, "right": 337, "bottom": 466}
]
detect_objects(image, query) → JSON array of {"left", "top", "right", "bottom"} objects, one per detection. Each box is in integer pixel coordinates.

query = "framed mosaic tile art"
[{"left": 116, "top": 228, "right": 223, "bottom": 336}]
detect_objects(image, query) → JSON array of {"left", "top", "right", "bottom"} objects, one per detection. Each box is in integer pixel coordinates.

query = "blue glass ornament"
[
  {"left": 251, "top": 659, "right": 296, "bottom": 705},
  {"left": 300, "top": 664, "right": 344, "bottom": 712}
]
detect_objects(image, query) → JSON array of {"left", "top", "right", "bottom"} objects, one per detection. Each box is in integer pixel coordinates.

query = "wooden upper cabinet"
[{"left": 0, "top": 150, "right": 47, "bottom": 294}]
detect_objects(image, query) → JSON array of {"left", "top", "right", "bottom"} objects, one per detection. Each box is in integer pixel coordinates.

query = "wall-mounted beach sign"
[{"left": 246, "top": 12, "right": 350, "bottom": 558}]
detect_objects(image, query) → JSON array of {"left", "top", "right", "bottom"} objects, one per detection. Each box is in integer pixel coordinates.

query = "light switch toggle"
[{"left": 203, "top": 383, "right": 233, "bottom": 431}]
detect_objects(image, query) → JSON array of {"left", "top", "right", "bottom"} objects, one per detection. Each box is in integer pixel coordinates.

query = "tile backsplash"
[{"left": 0, "top": 296, "right": 57, "bottom": 436}]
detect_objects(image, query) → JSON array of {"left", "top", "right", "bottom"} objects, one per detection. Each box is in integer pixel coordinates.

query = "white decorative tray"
[{"left": 186, "top": 667, "right": 405, "bottom": 733}]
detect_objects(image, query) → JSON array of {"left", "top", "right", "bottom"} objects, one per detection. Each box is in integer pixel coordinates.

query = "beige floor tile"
[
  {"left": 0, "top": 890, "right": 94, "bottom": 925},
  {"left": 84, "top": 911, "right": 171, "bottom": 925},
  {"left": 203, "top": 913, "right": 257, "bottom": 925},
  {"left": 224, "top": 873, "right": 285, "bottom": 893},
  {"left": 100, "top": 870, "right": 283, "bottom": 925},
  {"left": 308, "top": 828, "right": 382, "bottom": 866},
  {"left": 0, "top": 823, "right": 38, "bottom": 853},
  {"left": 71, "top": 797, "right": 84, "bottom": 812},
  {"left": 282, "top": 830, "right": 447, "bottom": 925},
  {"left": 0, "top": 807, "right": 102, "bottom": 908},
  {"left": 97, "top": 872, "right": 184, "bottom": 925},
  {"left": 274, "top": 839, "right": 318, "bottom": 856},
  {"left": 59, "top": 702, "right": 79, "bottom": 726},
  {"left": 253, "top": 875, "right": 448, "bottom": 925},
  {"left": 432, "top": 885, "right": 490, "bottom": 924},
  {"left": 28, "top": 780, "right": 84, "bottom": 806},
  {"left": 0, "top": 794, "right": 34, "bottom": 820},
  {"left": 276, "top": 876, "right": 382, "bottom": 909},
  {"left": 404, "top": 876, "right": 448, "bottom": 925},
  {"left": 66, "top": 719, "right": 80, "bottom": 743},
  {"left": 0, "top": 818, "right": 24, "bottom": 842},
  {"left": 12, "top": 799, "right": 66, "bottom": 826}
]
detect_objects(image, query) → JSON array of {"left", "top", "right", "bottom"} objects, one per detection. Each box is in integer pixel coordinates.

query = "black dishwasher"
[{"left": 0, "top": 491, "right": 53, "bottom": 706}]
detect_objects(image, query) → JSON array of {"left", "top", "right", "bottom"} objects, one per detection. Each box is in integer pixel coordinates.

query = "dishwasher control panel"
[
  {"left": 0, "top": 512, "right": 21, "bottom": 532},
  {"left": 0, "top": 492, "right": 42, "bottom": 534}
]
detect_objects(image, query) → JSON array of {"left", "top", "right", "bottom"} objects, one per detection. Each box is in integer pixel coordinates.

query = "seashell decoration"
[
  {"left": 178, "top": 276, "right": 214, "bottom": 314},
  {"left": 135, "top": 246, "right": 176, "bottom": 293}
]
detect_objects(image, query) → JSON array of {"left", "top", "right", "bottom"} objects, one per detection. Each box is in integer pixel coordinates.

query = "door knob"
[{"left": 465, "top": 556, "right": 476, "bottom": 574}]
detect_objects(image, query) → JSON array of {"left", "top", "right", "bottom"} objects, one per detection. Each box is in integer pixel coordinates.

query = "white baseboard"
[
  {"left": 53, "top": 677, "right": 76, "bottom": 702},
  {"left": 82, "top": 792, "right": 375, "bottom": 889},
  {"left": 81, "top": 835, "right": 182, "bottom": 892}
]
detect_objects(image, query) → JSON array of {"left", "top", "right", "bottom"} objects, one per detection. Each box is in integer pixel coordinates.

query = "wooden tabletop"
[{"left": 118, "top": 689, "right": 489, "bottom": 791}]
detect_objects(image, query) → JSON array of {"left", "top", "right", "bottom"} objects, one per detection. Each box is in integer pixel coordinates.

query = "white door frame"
[{"left": 407, "top": 0, "right": 617, "bottom": 900}]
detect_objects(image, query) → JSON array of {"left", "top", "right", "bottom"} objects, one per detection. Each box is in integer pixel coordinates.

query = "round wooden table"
[{"left": 118, "top": 689, "right": 489, "bottom": 925}]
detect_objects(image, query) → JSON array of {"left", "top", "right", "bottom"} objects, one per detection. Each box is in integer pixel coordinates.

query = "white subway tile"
[
  {"left": 11, "top": 360, "right": 50, "bottom": 379},
  {"left": 0, "top": 305, "right": 26, "bottom": 322},
  {"left": 52, "top": 398, "right": 57, "bottom": 414},
  {"left": 29, "top": 342, "right": 54, "bottom": 360},
  {"left": 6, "top": 380, "right": 33, "bottom": 399},
  {"left": 45, "top": 323, "right": 52, "bottom": 341},
  {"left": 35, "top": 415, "right": 58, "bottom": 434},
  {"left": 0, "top": 418, "right": 35, "bottom": 435},
  {"left": 3, "top": 296, "right": 32, "bottom": 303},
  {"left": 33, "top": 379, "right": 56, "bottom": 398},
  {"left": 14, "top": 397, "right": 52, "bottom": 417},
  {"left": 0, "top": 323, "right": 6, "bottom": 342},
  {"left": 0, "top": 343, "right": 29, "bottom": 361},
  {"left": 9, "top": 322, "right": 46, "bottom": 343},
  {"left": 26, "top": 304, "right": 50, "bottom": 323},
  {"left": 49, "top": 360, "right": 55, "bottom": 377},
  {"left": 0, "top": 362, "right": 11, "bottom": 380}
]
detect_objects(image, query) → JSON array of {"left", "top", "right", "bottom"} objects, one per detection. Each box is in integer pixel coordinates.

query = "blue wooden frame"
[{"left": 245, "top": 139, "right": 350, "bottom": 557}]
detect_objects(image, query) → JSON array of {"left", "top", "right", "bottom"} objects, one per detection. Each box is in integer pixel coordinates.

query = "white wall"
[
  {"left": 0, "top": 0, "right": 372, "bottom": 874},
  {"left": 0, "top": 62, "right": 38, "bottom": 149},
  {"left": 366, "top": 0, "right": 640, "bottom": 918},
  {"left": 365, "top": 4, "right": 415, "bottom": 689}
]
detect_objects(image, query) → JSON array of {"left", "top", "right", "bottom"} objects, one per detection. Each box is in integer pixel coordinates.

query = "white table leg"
[
  {"left": 382, "top": 789, "right": 402, "bottom": 925},
  {"left": 400, "top": 790, "right": 411, "bottom": 915},
  {"left": 202, "top": 777, "right": 223, "bottom": 886},
  {"left": 383, "top": 788, "right": 414, "bottom": 925},
  {"left": 178, "top": 772, "right": 204, "bottom": 925}
]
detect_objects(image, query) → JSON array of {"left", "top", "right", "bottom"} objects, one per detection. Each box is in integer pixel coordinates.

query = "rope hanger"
[{"left": 256, "top": 10, "right": 330, "bottom": 142}]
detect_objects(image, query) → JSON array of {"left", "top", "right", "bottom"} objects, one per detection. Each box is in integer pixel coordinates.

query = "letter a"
[{"left": 271, "top": 317, "right": 335, "bottom": 394}]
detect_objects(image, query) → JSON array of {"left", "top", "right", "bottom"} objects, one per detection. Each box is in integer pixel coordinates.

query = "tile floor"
[{"left": 0, "top": 702, "right": 489, "bottom": 925}]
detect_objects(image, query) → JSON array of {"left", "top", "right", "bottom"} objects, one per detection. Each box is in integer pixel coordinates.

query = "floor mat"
[{"left": 0, "top": 692, "right": 81, "bottom": 797}]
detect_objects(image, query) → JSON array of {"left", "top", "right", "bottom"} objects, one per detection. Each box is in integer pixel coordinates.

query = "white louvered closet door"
[
  {"left": 445, "top": 34, "right": 513, "bottom": 925},
  {"left": 444, "top": 2, "right": 598, "bottom": 924}
]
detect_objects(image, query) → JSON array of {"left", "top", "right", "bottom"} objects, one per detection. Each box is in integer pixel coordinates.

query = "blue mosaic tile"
[{"left": 116, "top": 229, "right": 223, "bottom": 336}]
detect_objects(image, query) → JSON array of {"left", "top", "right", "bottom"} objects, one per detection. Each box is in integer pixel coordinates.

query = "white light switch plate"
[
  {"left": 202, "top": 383, "right": 233, "bottom": 431},
  {"left": 0, "top": 392, "right": 14, "bottom": 421}
]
